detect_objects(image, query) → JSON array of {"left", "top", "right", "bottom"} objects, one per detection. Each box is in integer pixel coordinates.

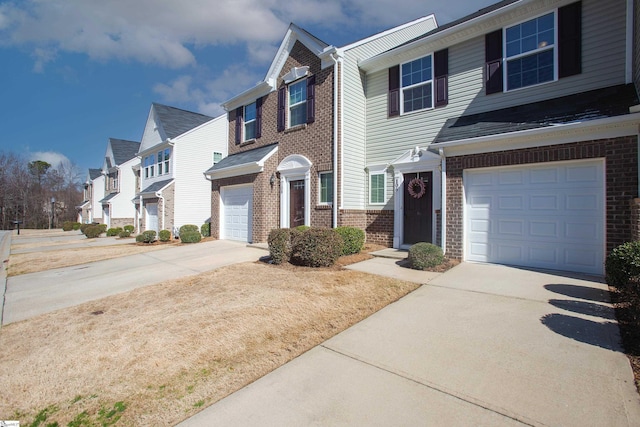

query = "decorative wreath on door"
[{"left": 407, "top": 177, "right": 426, "bottom": 199}]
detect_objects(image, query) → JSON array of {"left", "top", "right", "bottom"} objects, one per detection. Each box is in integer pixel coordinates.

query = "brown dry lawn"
[{"left": 0, "top": 250, "right": 422, "bottom": 426}]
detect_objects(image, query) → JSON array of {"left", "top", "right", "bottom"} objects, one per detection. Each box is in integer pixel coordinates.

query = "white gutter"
[
  {"left": 439, "top": 148, "right": 447, "bottom": 254},
  {"left": 138, "top": 195, "right": 143, "bottom": 234}
]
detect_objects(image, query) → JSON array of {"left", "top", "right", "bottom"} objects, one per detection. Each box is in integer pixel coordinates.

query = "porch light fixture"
[{"left": 270, "top": 172, "right": 276, "bottom": 187}]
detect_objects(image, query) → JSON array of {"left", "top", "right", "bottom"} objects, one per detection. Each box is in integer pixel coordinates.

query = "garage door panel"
[
  {"left": 221, "top": 186, "right": 253, "bottom": 243},
  {"left": 465, "top": 160, "right": 604, "bottom": 275}
]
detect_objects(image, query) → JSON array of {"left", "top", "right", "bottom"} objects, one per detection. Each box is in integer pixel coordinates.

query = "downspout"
[
  {"left": 439, "top": 148, "right": 447, "bottom": 254},
  {"left": 138, "top": 195, "right": 143, "bottom": 234},
  {"left": 329, "top": 51, "right": 342, "bottom": 228}
]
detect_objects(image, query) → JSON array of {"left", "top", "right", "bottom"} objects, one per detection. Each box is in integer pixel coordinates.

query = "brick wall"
[
  {"left": 631, "top": 199, "right": 640, "bottom": 241},
  {"left": 339, "top": 209, "right": 394, "bottom": 246},
  {"left": 445, "top": 136, "right": 639, "bottom": 259},
  {"left": 214, "top": 40, "right": 335, "bottom": 242},
  {"left": 162, "top": 183, "right": 176, "bottom": 235},
  {"left": 110, "top": 217, "right": 134, "bottom": 229}
]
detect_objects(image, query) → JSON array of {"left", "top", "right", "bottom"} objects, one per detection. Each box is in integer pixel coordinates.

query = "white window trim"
[
  {"left": 164, "top": 148, "right": 170, "bottom": 175},
  {"left": 288, "top": 78, "right": 307, "bottom": 128},
  {"left": 503, "top": 10, "right": 559, "bottom": 92},
  {"left": 369, "top": 168, "right": 387, "bottom": 205},
  {"left": 318, "top": 171, "right": 333, "bottom": 205},
  {"left": 400, "top": 54, "right": 434, "bottom": 115}
]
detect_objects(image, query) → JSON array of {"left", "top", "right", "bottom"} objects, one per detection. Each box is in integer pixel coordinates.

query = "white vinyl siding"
[
  {"left": 91, "top": 175, "right": 105, "bottom": 220},
  {"left": 341, "top": 16, "right": 438, "bottom": 210},
  {"left": 365, "top": 0, "right": 628, "bottom": 166},
  {"left": 173, "top": 114, "right": 228, "bottom": 234}
]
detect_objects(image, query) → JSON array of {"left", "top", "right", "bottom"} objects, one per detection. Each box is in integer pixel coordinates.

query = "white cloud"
[{"left": 29, "top": 151, "right": 71, "bottom": 169}]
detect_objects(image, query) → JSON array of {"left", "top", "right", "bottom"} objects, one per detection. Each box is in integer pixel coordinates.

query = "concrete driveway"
[
  {"left": 180, "top": 262, "right": 640, "bottom": 426},
  {"left": 2, "top": 238, "right": 265, "bottom": 325}
]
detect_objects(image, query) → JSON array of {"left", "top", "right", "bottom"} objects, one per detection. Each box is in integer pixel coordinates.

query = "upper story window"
[
  {"left": 163, "top": 148, "right": 170, "bottom": 174},
  {"left": 213, "top": 152, "right": 223, "bottom": 164},
  {"left": 485, "top": 2, "right": 581, "bottom": 96},
  {"left": 401, "top": 55, "right": 433, "bottom": 114},
  {"left": 505, "top": 12, "right": 555, "bottom": 90},
  {"left": 289, "top": 79, "right": 307, "bottom": 127},
  {"left": 244, "top": 102, "right": 257, "bottom": 141}
]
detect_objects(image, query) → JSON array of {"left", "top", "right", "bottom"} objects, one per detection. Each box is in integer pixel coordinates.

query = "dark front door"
[
  {"left": 290, "top": 180, "right": 305, "bottom": 227},
  {"left": 403, "top": 171, "right": 433, "bottom": 244}
]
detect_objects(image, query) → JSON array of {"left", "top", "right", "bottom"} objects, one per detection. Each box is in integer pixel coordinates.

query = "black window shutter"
[
  {"left": 558, "top": 1, "right": 582, "bottom": 78},
  {"left": 235, "top": 106, "right": 243, "bottom": 144},
  {"left": 306, "top": 75, "right": 316, "bottom": 124},
  {"left": 434, "top": 49, "right": 448, "bottom": 107},
  {"left": 485, "top": 29, "right": 503, "bottom": 95},
  {"left": 388, "top": 65, "right": 400, "bottom": 117},
  {"left": 255, "top": 97, "right": 263, "bottom": 139},
  {"left": 277, "top": 87, "right": 286, "bottom": 132}
]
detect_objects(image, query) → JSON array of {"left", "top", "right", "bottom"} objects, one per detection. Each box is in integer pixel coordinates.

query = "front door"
[
  {"left": 290, "top": 180, "right": 305, "bottom": 228},
  {"left": 403, "top": 171, "right": 433, "bottom": 244}
]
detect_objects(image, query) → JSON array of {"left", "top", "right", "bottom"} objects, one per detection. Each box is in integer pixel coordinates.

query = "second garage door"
[
  {"left": 464, "top": 160, "right": 605, "bottom": 275},
  {"left": 221, "top": 185, "right": 253, "bottom": 242}
]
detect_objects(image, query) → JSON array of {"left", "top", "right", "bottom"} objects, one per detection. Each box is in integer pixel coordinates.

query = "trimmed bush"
[
  {"left": 84, "top": 225, "right": 103, "bottom": 239},
  {"left": 80, "top": 223, "right": 92, "bottom": 234},
  {"left": 137, "top": 230, "right": 157, "bottom": 243},
  {"left": 119, "top": 230, "right": 131, "bottom": 238},
  {"left": 292, "top": 228, "right": 343, "bottom": 267},
  {"left": 606, "top": 241, "right": 640, "bottom": 287},
  {"left": 180, "top": 230, "right": 202, "bottom": 243},
  {"left": 106, "top": 227, "right": 123, "bottom": 237},
  {"left": 159, "top": 229, "right": 172, "bottom": 242},
  {"left": 62, "top": 221, "right": 74, "bottom": 231},
  {"left": 98, "top": 223, "right": 108, "bottom": 234},
  {"left": 335, "top": 226, "right": 365, "bottom": 255},
  {"left": 408, "top": 242, "right": 444, "bottom": 270},
  {"left": 295, "top": 225, "right": 310, "bottom": 232},
  {"left": 201, "top": 223, "right": 211, "bottom": 237},
  {"left": 72, "top": 222, "right": 82, "bottom": 230},
  {"left": 268, "top": 228, "right": 292, "bottom": 264},
  {"left": 124, "top": 225, "right": 134, "bottom": 233},
  {"left": 179, "top": 224, "right": 199, "bottom": 234}
]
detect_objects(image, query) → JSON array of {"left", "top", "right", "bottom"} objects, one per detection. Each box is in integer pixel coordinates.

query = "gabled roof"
[
  {"left": 204, "top": 143, "right": 278, "bottom": 179},
  {"left": 139, "top": 178, "right": 174, "bottom": 195},
  {"left": 152, "top": 103, "right": 214, "bottom": 140},
  {"left": 110, "top": 138, "right": 140, "bottom": 165},
  {"left": 99, "top": 193, "right": 118, "bottom": 204},
  {"left": 434, "top": 84, "right": 639, "bottom": 144},
  {"left": 222, "top": 24, "right": 336, "bottom": 111}
]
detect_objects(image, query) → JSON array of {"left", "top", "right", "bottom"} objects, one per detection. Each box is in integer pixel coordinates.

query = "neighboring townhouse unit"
[
  {"left": 205, "top": 17, "right": 438, "bottom": 243},
  {"left": 137, "top": 103, "right": 227, "bottom": 236},
  {"left": 90, "top": 168, "right": 106, "bottom": 224},
  {"left": 357, "top": 0, "right": 640, "bottom": 275},
  {"left": 77, "top": 168, "right": 102, "bottom": 223},
  {"left": 99, "top": 138, "right": 141, "bottom": 229}
]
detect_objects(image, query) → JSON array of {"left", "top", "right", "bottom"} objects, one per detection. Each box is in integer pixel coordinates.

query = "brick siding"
[
  {"left": 339, "top": 209, "right": 394, "bottom": 247},
  {"left": 445, "top": 136, "right": 639, "bottom": 260},
  {"left": 213, "top": 40, "right": 335, "bottom": 242}
]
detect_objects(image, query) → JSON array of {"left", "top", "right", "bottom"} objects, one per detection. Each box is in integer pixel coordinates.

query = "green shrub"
[
  {"left": 137, "top": 230, "right": 157, "bottom": 243},
  {"left": 268, "top": 228, "right": 292, "bottom": 264},
  {"left": 292, "top": 228, "right": 343, "bottom": 267},
  {"left": 62, "top": 221, "right": 74, "bottom": 231},
  {"left": 106, "top": 227, "right": 123, "bottom": 237},
  {"left": 98, "top": 223, "right": 108, "bottom": 233},
  {"left": 295, "top": 225, "right": 310, "bottom": 232},
  {"left": 179, "top": 224, "right": 199, "bottom": 234},
  {"left": 180, "top": 230, "right": 202, "bottom": 243},
  {"left": 201, "top": 223, "right": 211, "bottom": 237},
  {"left": 124, "top": 225, "right": 134, "bottom": 233},
  {"left": 606, "top": 241, "right": 640, "bottom": 287},
  {"left": 119, "top": 230, "right": 131, "bottom": 238},
  {"left": 335, "top": 226, "right": 365, "bottom": 255},
  {"left": 80, "top": 223, "right": 92, "bottom": 234},
  {"left": 408, "top": 242, "right": 444, "bottom": 270},
  {"left": 84, "top": 225, "right": 103, "bottom": 239},
  {"left": 159, "top": 229, "right": 172, "bottom": 242},
  {"left": 72, "top": 222, "right": 82, "bottom": 230}
]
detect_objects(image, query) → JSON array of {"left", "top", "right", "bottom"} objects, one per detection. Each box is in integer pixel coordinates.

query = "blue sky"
[{"left": 0, "top": 0, "right": 496, "bottom": 175}]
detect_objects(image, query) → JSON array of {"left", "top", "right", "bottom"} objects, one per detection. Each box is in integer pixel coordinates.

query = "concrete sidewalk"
[
  {"left": 3, "top": 239, "right": 266, "bottom": 325},
  {"left": 179, "top": 262, "right": 640, "bottom": 427}
]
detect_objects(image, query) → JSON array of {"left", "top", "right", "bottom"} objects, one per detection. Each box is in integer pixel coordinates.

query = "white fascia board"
[
  {"left": 137, "top": 141, "right": 172, "bottom": 158},
  {"left": 339, "top": 14, "right": 437, "bottom": 53},
  {"left": 205, "top": 145, "right": 278, "bottom": 180},
  {"left": 359, "top": 0, "right": 539, "bottom": 73},
  {"left": 438, "top": 113, "right": 640, "bottom": 157},
  {"left": 221, "top": 81, "right": 275, "bottom": 112}
]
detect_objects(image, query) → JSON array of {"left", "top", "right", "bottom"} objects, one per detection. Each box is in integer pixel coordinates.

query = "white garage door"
[
  {"left": 221, "top": 185, "right": 253, "bottom": 242},
  {"left": 464, "top": 160, "right": 605, "bottom": 275}
]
